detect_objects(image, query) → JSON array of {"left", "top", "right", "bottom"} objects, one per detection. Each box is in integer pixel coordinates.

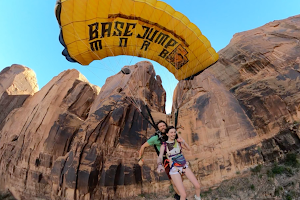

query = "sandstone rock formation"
[
  {"left": 0, "top": 68, "right": 99, "bottom": 199},
  {"left": 0, "top": 62, "right": 166, "bottom": 200},
  {"left": 0, "top": 14, "right": 300, "bottom": 200},
  {"left": 49, "top": 62, "right": 166, "bottom": 200},
  {"left": 172, "top": 14, "right": 300, "bottom": 190},
  {"left": 0, "top": 64, "right": 38, "bottom": 131}
]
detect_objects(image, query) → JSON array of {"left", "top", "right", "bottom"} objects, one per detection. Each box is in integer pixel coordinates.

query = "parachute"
[{"left": 55, "top": 0, "right": 219, "bottom": 80}]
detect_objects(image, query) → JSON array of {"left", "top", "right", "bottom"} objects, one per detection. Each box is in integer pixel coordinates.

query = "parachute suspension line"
[
  {"left": 145, "top": 104, "right": 156, "bottom": 128},
  {"left": 143, "top": 104, "right": 159, "bottom": 131},
  {"left": 174, "top": 18, "right": 204, "bottom": 111}
]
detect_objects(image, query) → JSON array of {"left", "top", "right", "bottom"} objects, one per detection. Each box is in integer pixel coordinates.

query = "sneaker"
[
  {"left": 194, "top": 195, "right": 201, "bottom": 200},
  {"left": 174, "top": 193, "right": 180, "bottom": 200},
  {"left": 174, "top": 193, "right": 188, "bottom": 200}
]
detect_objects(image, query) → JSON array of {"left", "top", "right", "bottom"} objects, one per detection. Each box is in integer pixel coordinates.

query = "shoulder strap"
[{"left": 153, "top": 144, "right": 160, "bottom": 156}]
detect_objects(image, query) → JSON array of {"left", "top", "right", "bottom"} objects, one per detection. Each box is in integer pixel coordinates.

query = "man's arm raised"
[{"left": 138, "top": 142, "right": 150, "bottom": 166}]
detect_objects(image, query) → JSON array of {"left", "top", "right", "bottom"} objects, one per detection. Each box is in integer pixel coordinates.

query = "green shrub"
[
  {"left": 284, "top": 153, "right": 300, "bottom": 168},
  {"left": 286, "top": 194, "right": 293, "bottom": 200},
  {"left": 272, "top": 164, "right": 285, "bottom": 175},
  {"left": 267, "top": 169, "right": 274, "bottom": 178},
  {"left": 251, "top": 164, "right": 262, "bottom": 173},
  {"left": 274, "top": 186, "right": 283, "bottom": 196}
]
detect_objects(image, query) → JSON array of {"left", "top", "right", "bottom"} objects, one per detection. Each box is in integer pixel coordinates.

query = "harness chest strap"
[{"left": 164, "top": 141, "right": 186, "bottom": 175}]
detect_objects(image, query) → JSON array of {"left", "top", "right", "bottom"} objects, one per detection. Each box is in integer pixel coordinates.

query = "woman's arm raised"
[
  {"left": 156, "top": 145, "right": 165, "bottom": 173},
  {"left": 177, "top": 137, "right": 191, "bottom": 151}
]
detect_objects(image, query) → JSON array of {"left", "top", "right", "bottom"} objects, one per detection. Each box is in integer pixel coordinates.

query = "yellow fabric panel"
[
  {"left": 62, "top": 24, "right": 76, "bottom": 45},
  {"left": 120, "top": 0, "right": 134, "bottom": 16},
  {"left": 97, "top": 0, "right": 111, "bottom": 18},
  {"left": 86, "top": 1, "right": 98, "bottom": 21},
  {"left": 110, "top": 0, "right": 123, "bottom": 15},
  {"left": 155, "top": 1, "right": 167, "bottom": 10},
  {"left": 66, "top": 42, "right": 80, "bottom": 57},
  {"left": 60, "top": 0, "right": 73, "bottom": 26},
  {"left": 73, "top": 21, "right": 86, "bottom": 40},
  {"left": 164, "top": 4, "right": 175, "bottom": 16},
  {"left": 145, "top": 0, "right": 156, "bottom": 6},
  {"left": 73, "top": 0, "right": 87, "bottom": 22},
  {"left": 81, "top": 51, "right": 94, "bottom": 64},
  {"left": 132, "top": 1, "right": 145, "bottom": 17},
  {"left": 180, "top": 15, "right": 190, "bottom": 26},
  {"left": 149, "top": 8, "right": 164, "bottom": 24},
  {"left": 57, "top": 0, "right": 219, "bottom": 80}
]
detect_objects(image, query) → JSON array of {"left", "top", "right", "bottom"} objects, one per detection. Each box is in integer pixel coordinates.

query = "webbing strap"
[
  {"left": 174, "top": 108, "right": 179, "bottom": 129},
  {"left": 145, "top": 105, "right": 158, "bottom": 130}
]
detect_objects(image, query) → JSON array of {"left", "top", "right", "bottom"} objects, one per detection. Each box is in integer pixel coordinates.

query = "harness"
[{"left": 164, "top": 140, "right": 187, "bottom": 175}]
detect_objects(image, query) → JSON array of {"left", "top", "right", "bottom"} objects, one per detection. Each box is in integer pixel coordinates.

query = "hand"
[
  {"left": 177, "top": 137, "right": 185, "bottom": 143},
  {"left": 157, "top": 165, "right": 165, "bottom": 173},
  {"left": 138, "top": 159, "right": 144, "bottom": 166}
]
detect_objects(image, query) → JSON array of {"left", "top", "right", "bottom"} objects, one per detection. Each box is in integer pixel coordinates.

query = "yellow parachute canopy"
[{"left": 55, "top": 0, "right": 219, "bottom": 80}]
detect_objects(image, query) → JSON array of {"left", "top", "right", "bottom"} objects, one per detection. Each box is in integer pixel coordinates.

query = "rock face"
[
  {"left": 0, "top": 62, "right": 166, "bottom": 200},
  {"left": 0, "top": 64, "right": 38, "bottom": 131},
  {"left": 0, "top": 14, "right": 300, "bottom": 200},
  {"left": 173, "top": 14, "right": 300, "bottom": 189},
  {"left": 49, "top": 62, "right": 166, "bottom": 200},
  {"left": 0, "top": 68, "right": 99, "bottom": 199}
]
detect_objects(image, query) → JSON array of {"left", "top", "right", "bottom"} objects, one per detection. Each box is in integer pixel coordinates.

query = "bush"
[
  {"left": 272, "top": 164, "right": 285, "bottom": 175},
  {"left": 274, "top": 186, "right": 283, "bottom": 196},
  {"left": 284, "top": 153, "right": 300, "bottom": 168},
  {"left": 251, "top": 164, "right": 262, "bottom": 173},
  {"left": 267, "top": 169, "right": 274, "bottom": 178}
]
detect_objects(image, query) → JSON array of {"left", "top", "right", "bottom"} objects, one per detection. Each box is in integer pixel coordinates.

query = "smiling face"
[
  {"left": 166, "top": 128, "right": 177, "bottom": 141},
  {"left": 157, "top": 122, "right": 167, "bottom": 134}
]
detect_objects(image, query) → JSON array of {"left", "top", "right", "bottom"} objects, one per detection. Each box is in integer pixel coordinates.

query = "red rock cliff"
[
  {"left": 0, "top": 14, "right": 300, "bottom": 200},
  {"left": 173, "top": 14, "right": 300, "bottom": 188}
]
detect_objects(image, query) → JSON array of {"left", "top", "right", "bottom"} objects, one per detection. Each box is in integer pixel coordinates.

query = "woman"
[{"left": 157, "top": 126, "right": 201, "bottom": 200}]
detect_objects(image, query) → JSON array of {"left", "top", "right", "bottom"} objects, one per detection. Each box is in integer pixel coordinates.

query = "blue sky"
[{"left": 0, "top": 0, "right": 299, "bottom": 113}]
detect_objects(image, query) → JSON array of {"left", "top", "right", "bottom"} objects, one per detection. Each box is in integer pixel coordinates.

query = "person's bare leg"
[
  {"left": 184, "top": 168, "right": 201, "bottom": 198},
  {"left": 171, "top": 178, "right": 180, "bottom": 195},
  {"left": 170, "top": 173, "right": 186, "bottom": 200}
]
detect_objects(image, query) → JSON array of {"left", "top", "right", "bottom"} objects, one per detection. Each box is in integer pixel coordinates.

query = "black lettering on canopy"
[
  {"left": 113, "top": 21, "right": 124, "bottom": 36},
  {"left": 123, "top": 23, "right": 136, "bottom": 37},
  {"left": 90, "top": 40, "right": 102, "bottom": 51},
  {"left": 154, "top": 33, "right": 169, "bottom": 46},
  {"left": 119, "top": 38, "right": 128, "bottom": 47},
  {"left": 88, "top": 22, "right": 99, "bottom": 40},
  {"left": 146, "top": 28, "right": 159, "bottom": 42},
  {"left": 136, "top": 26, "right": 150, "bottom": 39},
  {"left": 164, "top": 38, "right": 178, "bottom": 49},
  {"left": 101, "top": 22, "right": 112, "bottom": 37},
  {"left": 141, "top": 40, "right": 151, "bottom": 51},
  {"left": 159, "top": 49, "right": 169, "bottom": 58}
]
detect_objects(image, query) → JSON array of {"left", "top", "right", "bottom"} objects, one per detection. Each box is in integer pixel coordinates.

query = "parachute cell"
[{"left": 55, "top": 0, "right": 219, "bottom": 80}]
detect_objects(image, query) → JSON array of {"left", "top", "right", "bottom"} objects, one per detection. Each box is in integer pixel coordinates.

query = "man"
[{"left": 138, "top": 120, "right": 182, "bottom": 200}]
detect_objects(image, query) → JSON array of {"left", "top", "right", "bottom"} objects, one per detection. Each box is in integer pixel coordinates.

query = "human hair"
[
  {"left": 156, "top": 120, "right": 167, "bottom": 128},
  {"left": 165, "top": 126, "right": 178, "bottom": 139}
]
